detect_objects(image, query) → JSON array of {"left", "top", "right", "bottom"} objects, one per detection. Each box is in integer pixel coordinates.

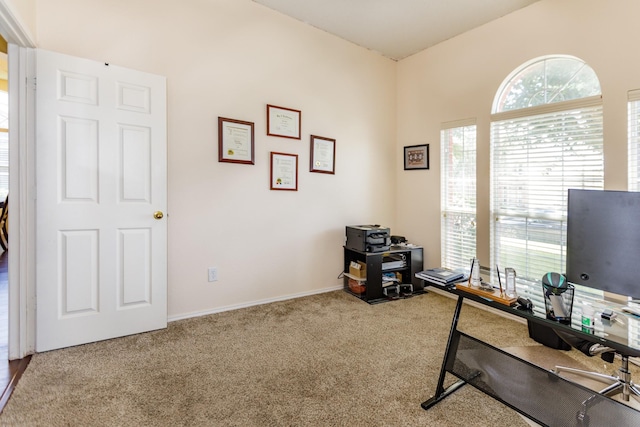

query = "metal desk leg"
[{"left": 422, "top": 295, "right": 467, "bottom": 410}]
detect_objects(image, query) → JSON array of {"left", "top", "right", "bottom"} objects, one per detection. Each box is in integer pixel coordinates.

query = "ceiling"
[{"left": 252, "top": 0, "right": 541, "bottom": 61}]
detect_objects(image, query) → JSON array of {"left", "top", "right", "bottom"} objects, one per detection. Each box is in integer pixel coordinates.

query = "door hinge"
[{"left": 28, "top": 76, "right": 36, "bottom": 90}]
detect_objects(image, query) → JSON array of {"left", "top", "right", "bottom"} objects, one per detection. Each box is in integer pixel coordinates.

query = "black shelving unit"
[{"left": 343, "top": 245, "right": 424, "bottom": 303}]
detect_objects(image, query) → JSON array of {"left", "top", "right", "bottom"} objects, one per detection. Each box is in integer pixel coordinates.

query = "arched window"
[
  {"left": 490, "top": 55, "right": 603, "bottom": 289},
  {"left": 493, "top": 55, "right": 601, "bottom": 113}
]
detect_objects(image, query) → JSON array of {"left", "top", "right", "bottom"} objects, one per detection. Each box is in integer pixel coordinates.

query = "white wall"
[
  {"left": 30, "top": 0, "right": 640, "bottom": 320},
  {"left": 35, "top": 0, "right": 398, "bottom": 318},
  {"left": 396, "top": 0, "right": 640, "bottom": 270}
]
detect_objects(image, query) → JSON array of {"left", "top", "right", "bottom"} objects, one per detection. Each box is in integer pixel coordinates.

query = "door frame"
[{"left": 0, "top": 1, "right": 37, "bottom": 359}]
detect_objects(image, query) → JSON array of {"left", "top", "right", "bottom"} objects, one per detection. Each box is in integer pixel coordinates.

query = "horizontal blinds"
[
  {"left": 441, "top": 212, "right": 476, "bottom": 269},
  {"left": 441, "top": 124, "right": 476, "bottom": 269},
  {"left": 490, "top": 104, "right": 603, "bottom": 283},
  {"left": 629, "top": 93, "right": 640, "bottom": 191}
]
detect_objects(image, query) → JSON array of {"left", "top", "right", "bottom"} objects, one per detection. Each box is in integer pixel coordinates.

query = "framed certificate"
[
  {"left": 404, "top": 144, "right": 429, "bottom": 170},
  {"left": 218, "top": 117, "right": 255, "bottom": 164},
  {"left": 267, "top": 104, "right": 301, "bottom": 139},
  {"left": 310, "top": 135, "right": 335, "bottom": 174},
  {"left": 270, "top": 152, "right": 298, "bottom": 191}
]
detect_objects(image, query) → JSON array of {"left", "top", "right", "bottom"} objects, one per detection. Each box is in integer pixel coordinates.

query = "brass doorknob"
[{"left": 153, "top": 211, "right": 164, "bottom": 220}]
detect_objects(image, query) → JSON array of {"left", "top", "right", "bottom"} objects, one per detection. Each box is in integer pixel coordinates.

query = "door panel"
[
  {"left": 36, "top": 49, "right": 167, "bottom": 352},
  {"left": 120, "top": 124, "right": 151, "bottom": 202},
  {"left": 61, "top": 116, "right": 99, "bottom": 201},
  {"left": 62, "top": 229, "right": 99, "bottom": 315},
  {"left": 119, "top": 228, "right": 151, "bottom": 307}
]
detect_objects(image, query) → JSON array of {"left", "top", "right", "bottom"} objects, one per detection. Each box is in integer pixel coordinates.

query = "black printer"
[{"left": 346, "top": 225, "right": 391, "bottom": 252}]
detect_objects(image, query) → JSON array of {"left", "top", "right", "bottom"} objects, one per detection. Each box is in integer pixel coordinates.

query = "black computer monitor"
[{"left": 566, "top": 189, "right": 640, "bottom": 300}]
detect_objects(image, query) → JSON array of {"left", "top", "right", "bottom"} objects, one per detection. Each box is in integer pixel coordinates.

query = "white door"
[{"left": 35, "top": 49, "right": 167, "bottom": 352}]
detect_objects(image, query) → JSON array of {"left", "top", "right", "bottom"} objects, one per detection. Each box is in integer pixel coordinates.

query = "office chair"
[{"left": 553, "top": 329, "right": 640, "bottom": 402}]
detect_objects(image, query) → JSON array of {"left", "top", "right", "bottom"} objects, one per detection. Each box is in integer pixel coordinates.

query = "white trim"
[
  {"left": 168, "top": 285, "right": 343, "bottom": 323},
  {"left": 0, "top": 1, "right": 35, "bottom": 47},
  {"left": 440, "top": 117, "right": 476, "bottom": 130},
  {"left": 0, "top": 0, "right": 38, "bottom": 359},
  {"left": 7, "top": 44, "right": 36, "bottom": 359},
  {"left": 490, "top": 95, "right": 603, "bottom": 122},
  {"left": 628, "top": 89, "right": 640, "bottom": 102},
  {"left": 166, "top": 284, "right": 526, "bottom": 329}
]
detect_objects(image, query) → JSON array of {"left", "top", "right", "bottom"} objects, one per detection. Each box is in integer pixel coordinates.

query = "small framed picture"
[
  {"left": 270, "top": 152, "right": 298, "bottom": 191},
  {"left": 267, "top": 104, "right": 301, "bottom": 139},
  {"left": 218, "top": 117, "right": 255, "bottom": 164},
  {"left": 404, "top": 144, "right": 429, "bottom": 170},
  {"left": 310, "top": 135, "right": 335, "bottom": 174}
]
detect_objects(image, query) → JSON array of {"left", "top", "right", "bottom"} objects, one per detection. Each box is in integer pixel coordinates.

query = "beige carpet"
[{"left": 0, "top": 290, "right": 635, "bottom": 426}]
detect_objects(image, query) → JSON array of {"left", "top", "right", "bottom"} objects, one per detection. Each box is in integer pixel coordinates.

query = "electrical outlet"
[{"left": 208, "top": 267, "right": 218, "bottom": 282}]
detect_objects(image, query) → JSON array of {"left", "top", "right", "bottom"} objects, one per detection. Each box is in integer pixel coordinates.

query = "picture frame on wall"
[
  {"left": 270, "top": 152, "right": 298, "bottom": 191},
  {"left": 218, "top": 117, "right": 255, "bottom": 164},
  {"left": 267, "top": 104, "right": 301, "bottom": 139},
  {"left": 404, "top": 144, "right": 429, "bottom": 170},
  {"left": 309, "top": 135, "right": 335, "bottom": 174}
]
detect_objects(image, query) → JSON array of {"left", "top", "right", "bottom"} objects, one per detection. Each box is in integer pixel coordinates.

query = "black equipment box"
[
  {"left": 346, "top": 225, "right": 391, "bottom": 252},
  {"left": 527, "top": 321, "right": 571, "bottom": 351}
]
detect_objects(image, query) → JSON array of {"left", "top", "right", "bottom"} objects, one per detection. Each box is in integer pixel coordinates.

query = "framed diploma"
[
  {"left": 270, "top": 152, "right": 298, "bottom": 191},
  {"left": 404, "top": 144, "right": 429, "bottom": 170},
  {"left": 218, "top": 117, "right": 255, "bottom": 164},
  {"left": 267, "top": 104, "right": 301, "bottom": 139},
  {"left": 310, "top": 135, "right": 335, "bottom": 174}
]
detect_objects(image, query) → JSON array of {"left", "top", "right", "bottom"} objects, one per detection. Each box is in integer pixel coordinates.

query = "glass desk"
[{"left": 419, "top": 278, "right": 640, "bottom": 426}]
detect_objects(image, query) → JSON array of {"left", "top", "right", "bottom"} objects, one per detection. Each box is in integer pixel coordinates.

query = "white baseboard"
[
  {"left": 168, "top": 285, "right": 344, "bottom": 322},
  {"left": 169, "top": 284, "right": 528, "bottom": 327},
  {"left": 169, "top": 284, "right": 529, "bottom": 325}
]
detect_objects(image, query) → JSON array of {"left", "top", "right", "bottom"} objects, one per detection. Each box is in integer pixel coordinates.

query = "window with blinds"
[
  {"left": 629, "top": 90, "right": 640, "bottom": 191},
  {"left": 490, "top": 56, "right": 603, "bottom": 289},
  {"left": 441, "top": 121, "right": 476, "bottom": 269}
]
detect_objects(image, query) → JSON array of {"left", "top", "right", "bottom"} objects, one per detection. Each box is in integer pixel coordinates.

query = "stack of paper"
[{"left": 416, "top": 268, "right": 465, "bottom": 284}]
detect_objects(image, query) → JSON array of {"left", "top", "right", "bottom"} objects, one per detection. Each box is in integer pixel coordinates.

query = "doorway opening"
[{"left": 0, "top": 34, "right": 8, "bottom": 361}]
